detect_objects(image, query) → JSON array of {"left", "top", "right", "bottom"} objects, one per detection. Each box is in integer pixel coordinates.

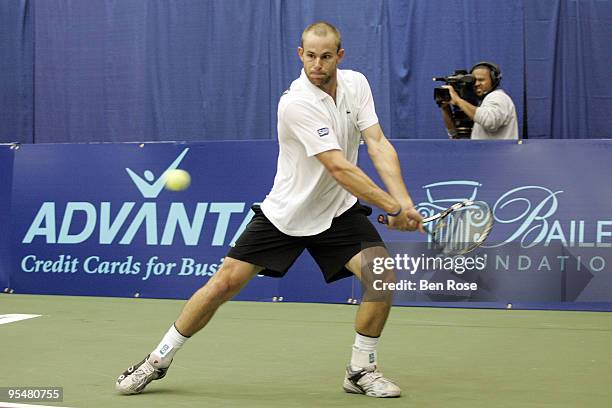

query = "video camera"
[
  {"left": 433, "top": 70, "right": 480, "bottom": 139},
  {"left": 433, "top": 70, "right": 478, "bottom": 106}
]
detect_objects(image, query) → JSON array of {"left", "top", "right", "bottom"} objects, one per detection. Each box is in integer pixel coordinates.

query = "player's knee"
[
  {"left": 206, "top": 278, "right": 233, "bottom": 301},
  {"left": 208, "top": 260, "right": 247, "bottom": 300},
  {"left": 361, "top": 253, "right": 396, "bottom": 303}
]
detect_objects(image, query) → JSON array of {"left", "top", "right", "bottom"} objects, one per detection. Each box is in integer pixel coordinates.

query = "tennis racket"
[{"left": 377, "top": 200, "right": 494, "bottom": 256}]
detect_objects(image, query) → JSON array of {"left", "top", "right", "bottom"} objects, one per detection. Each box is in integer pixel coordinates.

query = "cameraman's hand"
[{"left": 442, "top": 85, "right": 462, "bottom": 106}]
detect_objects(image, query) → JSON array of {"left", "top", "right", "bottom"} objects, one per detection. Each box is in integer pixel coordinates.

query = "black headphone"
[{"left": 470, "top": 61, "right": 502, "bottom": 90}]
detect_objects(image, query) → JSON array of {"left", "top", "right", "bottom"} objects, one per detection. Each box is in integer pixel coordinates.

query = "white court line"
[
  {"left": 0, "top": 403, "right": 72, "bottom": 408},
  {"left": 0, "top": 314, "right": 42, "bottom": 325}
]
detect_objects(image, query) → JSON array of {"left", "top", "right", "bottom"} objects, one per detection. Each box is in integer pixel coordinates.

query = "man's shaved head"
[{"left": 301, "top": 21, "right": 342, "bottom": 52}]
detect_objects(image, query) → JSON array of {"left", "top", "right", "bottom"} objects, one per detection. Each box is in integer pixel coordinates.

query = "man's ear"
[{"left": 337, "top": 48, "right": 345, "bottom": 64}]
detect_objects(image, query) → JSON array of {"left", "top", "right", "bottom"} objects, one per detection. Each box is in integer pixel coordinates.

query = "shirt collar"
[{"left": 299, "top": 68, "right": 343, "bottom": 102}]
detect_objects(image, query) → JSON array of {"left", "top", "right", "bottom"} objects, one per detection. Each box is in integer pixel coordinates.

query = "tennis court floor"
[{"left": 2, "top": 294, "right": 611, "bottom": 408}]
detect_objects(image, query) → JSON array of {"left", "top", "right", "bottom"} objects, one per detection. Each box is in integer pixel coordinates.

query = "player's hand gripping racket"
[{"left": 378, "top": 200, "right": 494, "bottom": 256}]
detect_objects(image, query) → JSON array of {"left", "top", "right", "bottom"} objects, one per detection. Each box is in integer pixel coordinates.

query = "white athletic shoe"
[
  {"left": 115, "top": 355, "right": 170, "bottom": 394},
  {"left": 343, "top": 365, "right": 401, "bottom": 398}
]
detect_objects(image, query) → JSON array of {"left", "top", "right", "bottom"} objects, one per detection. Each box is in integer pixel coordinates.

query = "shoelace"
[
  {"left": 357, "top": 368, "right": 392, "bottom": 391},
  {"left": 131, "top": 363, "right": 155, "bottom": 382},
  {"left": 362, "top": 370, "right": 383, "bottom": 382}
]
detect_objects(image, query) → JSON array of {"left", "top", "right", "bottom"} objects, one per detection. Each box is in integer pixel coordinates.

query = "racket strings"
[{"left": 430, "top": 204, "right": 493, "bottom": 255}]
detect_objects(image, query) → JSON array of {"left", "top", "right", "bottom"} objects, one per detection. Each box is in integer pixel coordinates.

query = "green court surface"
[{"left": 1, "top": 294, "right": 612, "bottom": 408}]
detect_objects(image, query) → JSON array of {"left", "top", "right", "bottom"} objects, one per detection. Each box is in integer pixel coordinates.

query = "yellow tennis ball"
[{"left": 164, "top": 169, "right": 191, "bottom": 191}]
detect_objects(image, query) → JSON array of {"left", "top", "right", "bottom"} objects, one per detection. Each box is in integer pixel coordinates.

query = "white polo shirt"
[
  {"left": 261, "top": 69, "right": 379, "bottom": 236},
  {"left": 471, "top": 89, "right": 519, "bottom": 140}
]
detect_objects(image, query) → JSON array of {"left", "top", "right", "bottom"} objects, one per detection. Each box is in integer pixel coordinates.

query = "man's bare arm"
[
  {"left": 316, "top": 146, "right": 422, "bottom": 232},
  {"left": 316, "top": 149, "right": 400, "bottom": 214},
  {"left": 361, "top": 123, "right": 415, "bottom": 210}
]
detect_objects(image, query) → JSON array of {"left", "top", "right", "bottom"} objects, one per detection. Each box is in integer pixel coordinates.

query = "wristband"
[{"left": 386, "top": 207, "right": 402, "bottom": 217}]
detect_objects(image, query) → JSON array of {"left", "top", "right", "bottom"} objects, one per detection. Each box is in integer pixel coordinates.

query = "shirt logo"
[{"left": 317, "top": 127, "right": 330, "bottom": 137}]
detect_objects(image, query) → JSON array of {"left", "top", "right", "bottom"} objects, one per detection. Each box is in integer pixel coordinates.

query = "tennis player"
[{"left": 116, "top": 21, "right": 423, "bottom": 398}]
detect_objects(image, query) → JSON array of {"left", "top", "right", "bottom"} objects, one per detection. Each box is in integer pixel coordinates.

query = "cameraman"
[{"left": 441, "top": 62, "right": 518, "bottom": 140}]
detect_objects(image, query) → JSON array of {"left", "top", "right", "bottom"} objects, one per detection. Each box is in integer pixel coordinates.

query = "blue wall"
[{"left": 1, "top": 0, "right": 611, "bottom": 143}]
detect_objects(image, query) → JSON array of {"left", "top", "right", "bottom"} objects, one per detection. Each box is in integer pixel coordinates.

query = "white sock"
[
  {"left": 148, "top": 324, "right": 189, "bottom": 368},
  {"left": 350, "top": 332, "right": 379, "bottom": 370}
]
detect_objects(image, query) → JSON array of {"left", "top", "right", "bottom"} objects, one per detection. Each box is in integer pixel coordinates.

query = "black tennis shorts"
[{"left": 226, "top": 202, "right": 385, "bottom": 283}]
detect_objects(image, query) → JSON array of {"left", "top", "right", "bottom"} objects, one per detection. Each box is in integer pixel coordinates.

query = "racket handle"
[{"left": 378, "top": 213, "right": 432, "bottom": 237}]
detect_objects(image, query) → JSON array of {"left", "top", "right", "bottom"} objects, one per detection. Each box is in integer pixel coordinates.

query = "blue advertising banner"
[
  {"left": 3, "top": 140, "right": 612, "bottom": 310},
  {"left": 0, "top": 145, "right": 15, "bottom": 289},
  {"left": 10, "top": 142, "right": 281, "bottom": 300},
  {"left": 364, "top": 140, "right": 612, "bottom": 310},
  {"left": 7, "top": 142, "right": 355, "bottom": 304}
]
